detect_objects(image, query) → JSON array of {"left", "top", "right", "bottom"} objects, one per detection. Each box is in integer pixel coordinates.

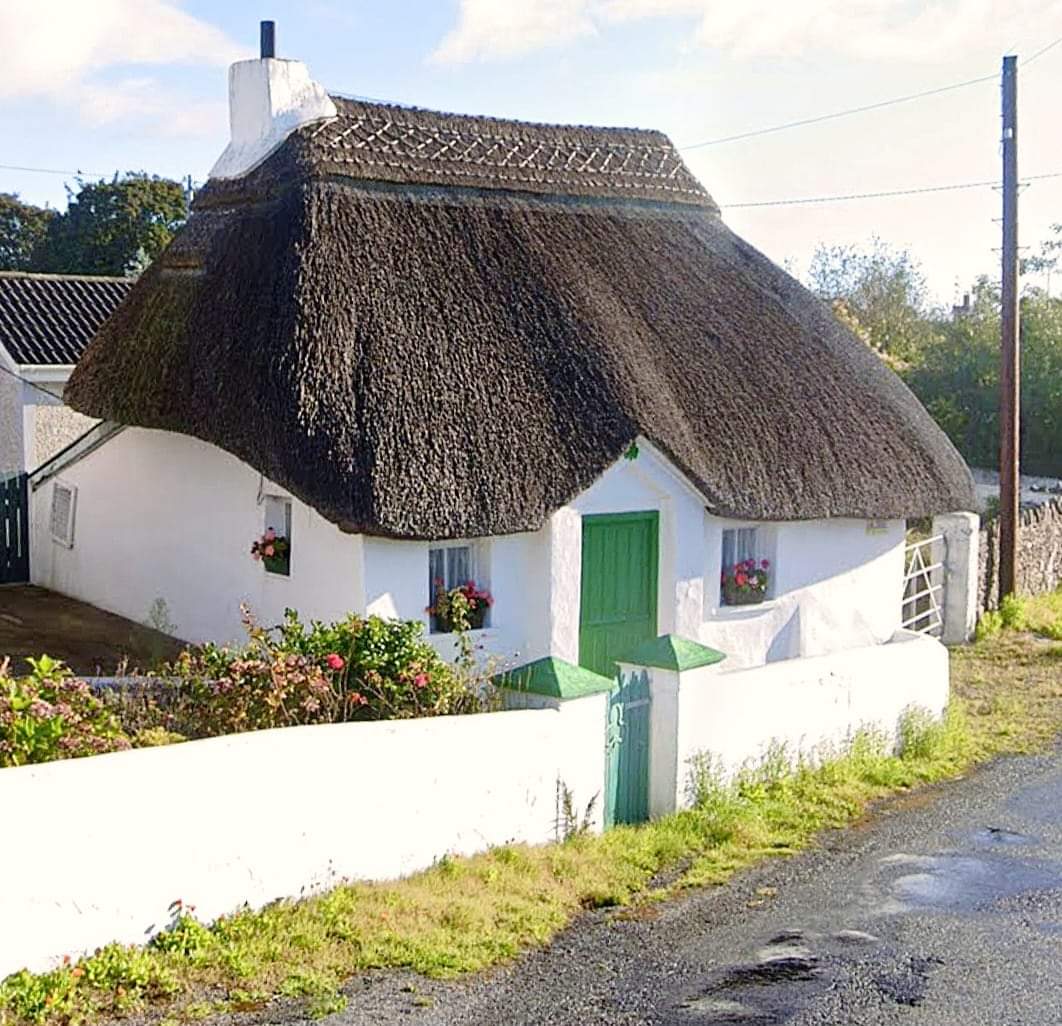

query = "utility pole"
[{"left": 999, "top": 54, "right": 1020, "bottom": 602}]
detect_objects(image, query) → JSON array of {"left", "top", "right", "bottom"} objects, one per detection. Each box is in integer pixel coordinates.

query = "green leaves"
[{"left": 0, "top": 657, "right": 130, "bottom": 768}]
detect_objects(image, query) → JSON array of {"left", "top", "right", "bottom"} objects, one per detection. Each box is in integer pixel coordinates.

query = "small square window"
[
  {"left": 262, "top": 496, "right": 292, "bottom": 576},
  {"left": 428, "top": 543, "right": 490, "bottom": 633},
  {"left": 720, "top": 527, "right": 770, "bottom": 606}
]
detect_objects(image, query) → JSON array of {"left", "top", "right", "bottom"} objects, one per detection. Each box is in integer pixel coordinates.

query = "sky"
[{"left": 2, "top": 0, "right": 1061, "bottom": 303}]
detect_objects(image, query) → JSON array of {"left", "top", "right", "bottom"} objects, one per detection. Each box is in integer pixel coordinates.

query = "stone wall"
[{"left": 978, "top": 498, "right": 1062, "bottom": 610}]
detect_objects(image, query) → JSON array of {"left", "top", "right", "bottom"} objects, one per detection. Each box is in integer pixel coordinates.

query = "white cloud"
[
  {"left": 431, "top": 0, "right": 598, "bottom": 63},
  {"left": 433, "top": 0, "right": 1062, "bottom": 64},
  {"left": 1, "top": 0, "right": 246, "bottom": 135}
]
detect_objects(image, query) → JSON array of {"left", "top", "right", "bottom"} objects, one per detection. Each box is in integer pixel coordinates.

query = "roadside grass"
[{"left": 3, "top": 595, "right": 1062, "bottom": 1026}]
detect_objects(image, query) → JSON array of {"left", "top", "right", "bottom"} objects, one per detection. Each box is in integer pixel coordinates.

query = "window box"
[
  {"left": 720, "top": 527, "right": 771, "bottom": 606},
  {"left": 427, "top": 542, "right": 492, "bottom": 633},
  {"left": 722, "top": 580, "right": 767, "bottom": 606}
]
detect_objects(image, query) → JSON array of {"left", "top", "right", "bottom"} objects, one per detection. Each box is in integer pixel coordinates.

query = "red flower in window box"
[
  {"left": 722, "top": 558, "right": 769, "bottom": 606},
  {"left": 428, "top": 579, "right": 493, "bottom": 633}
]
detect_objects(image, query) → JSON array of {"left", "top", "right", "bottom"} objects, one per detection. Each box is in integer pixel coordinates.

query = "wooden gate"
[
  {"left": 605, "top": 669, "right": 651, "bottom": 826},
  {"left": 0, "top": 473, "right": 30, "bottom": 584}
]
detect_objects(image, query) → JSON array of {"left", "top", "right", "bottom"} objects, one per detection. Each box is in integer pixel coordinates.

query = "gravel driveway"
[{"left": 310, "top": 746, "right": 1062, "bottom": 1025}]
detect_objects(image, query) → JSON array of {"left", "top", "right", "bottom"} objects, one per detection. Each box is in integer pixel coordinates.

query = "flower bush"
[
  {"left": 428, "top": 579, "right": 493, "bottom": 632},
  {"left": 150, "top": 606, "right": 491, "bottom": 738},
  {"left": 250, "top": 528, "right": 290, "bottom": 575},
  {"left": 721, "top": 558, "right": 770, "bottom": 606},
  {"left": 0, "top": 656, "right": 130, "bottom": 767}
]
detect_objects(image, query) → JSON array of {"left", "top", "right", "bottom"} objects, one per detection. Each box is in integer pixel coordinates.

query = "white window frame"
[
  {"left": 427, "top": 540, "right": 489, "bottom": 633},
  {"left": 262, "top": 495, "right": 293, "bottom": 577},
  {"left": 719, "top": 525, "right": 774, "bottom": 606}
]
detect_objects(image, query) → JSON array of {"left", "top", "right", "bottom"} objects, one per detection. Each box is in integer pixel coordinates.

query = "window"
[
  {"left": 720, "top": 527, "right": 770, "bottom": 605},
  {"left": 428, "top": 542, "right": 489, "bottom": 632},
  {"left": 262, "top": 496, "right": 292, "bottom": 576},
  {"left": 50, "top": 481, "right": 77, "bottom": 548}
]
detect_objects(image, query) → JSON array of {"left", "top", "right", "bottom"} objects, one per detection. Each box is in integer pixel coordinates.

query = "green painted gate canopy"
[{"left": 495, "top": 656, "right": 614, "bottom": 699}]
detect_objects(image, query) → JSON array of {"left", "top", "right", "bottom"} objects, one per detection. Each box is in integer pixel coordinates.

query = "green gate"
[
  {"left": 0, "top": 473, "right": 29, "bottom": 585},
  {"left": 579, "top": 511, "right": 659, "bottom": 826}
]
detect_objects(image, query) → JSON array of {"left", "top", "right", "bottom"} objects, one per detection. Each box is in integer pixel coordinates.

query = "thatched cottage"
[{"left": 29, "top": 43, "right": 974, "bottom": 674}]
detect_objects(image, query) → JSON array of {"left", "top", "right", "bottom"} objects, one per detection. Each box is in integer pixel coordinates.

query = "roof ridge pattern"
[{"left": 290, "top": 98, "right": 713, "bottom": 207}]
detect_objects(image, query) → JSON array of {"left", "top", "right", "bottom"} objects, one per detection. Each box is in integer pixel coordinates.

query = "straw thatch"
[{"left": 65, "top": 98, "right": 974, "bottom": 538}]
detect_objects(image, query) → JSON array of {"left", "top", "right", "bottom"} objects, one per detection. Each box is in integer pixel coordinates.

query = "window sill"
[
  {"left": 707, "top": 598, "right": 780, "bottom": 621},
  {"left": 428, "top": 626, "right": 494, "bottom": 638}
]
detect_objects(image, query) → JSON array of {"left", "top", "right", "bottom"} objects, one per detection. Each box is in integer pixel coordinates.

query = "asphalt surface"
[{"left": 314, "top": 748, "right": 1062, "bottom": 1025}]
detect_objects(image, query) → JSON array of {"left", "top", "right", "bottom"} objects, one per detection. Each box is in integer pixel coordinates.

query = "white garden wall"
[
  {"left": 676, "top": 630, "right": 948, "bottom": 794},
  {"left": 0, "top": 695, "right": 606, "bottom": 977}
]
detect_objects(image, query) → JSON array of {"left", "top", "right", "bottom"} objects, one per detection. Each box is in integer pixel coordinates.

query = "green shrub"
[
  {"left": 0, "top": 656, "right": 130, "bottom": 767},
  {"left": 975, "top": 609, "right": 1004, "bottom": 641},
  {"left": 999, "top": 593, "right": 1028, "bottom": 631},
  {"left": 152, "top": 606, "right": 493, "bottom": 739}
]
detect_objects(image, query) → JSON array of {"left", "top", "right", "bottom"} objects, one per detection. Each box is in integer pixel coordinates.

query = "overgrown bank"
[{"left": 2, "top": 592, "right": 1061, "bottom": 1026}]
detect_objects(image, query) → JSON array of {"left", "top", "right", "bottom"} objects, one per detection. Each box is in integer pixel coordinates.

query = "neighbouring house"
[
  {"left": 29, "top": 41, "right": 975, "bottom": 677},
  {"left": 0, "top": 272, "right": 132, "bottom": 475}
]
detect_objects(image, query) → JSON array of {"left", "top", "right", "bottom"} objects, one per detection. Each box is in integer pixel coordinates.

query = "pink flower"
[
  {"left": 749, "top": 576, "right": 759, "bottom": 587},
  {"left": 264, "top": 544, "right": 275, "bottom": 558},
  {"left": 414, "top": 673, "right": 429, "bottom": 689},
  {"left": 326, "top": 653, "right": 345, "bottom": 671},
  {"left": 264, "top": 528, "right": 277, "bottom": 542},
  {"left": 251, "top": 551, "right": 261, "bottom": 561},
  {"left": 761, "top": 559, "right": 770, "bottom": 569},
  {"left": 735, "top": 572, "right": 748, "bottom": 587}
]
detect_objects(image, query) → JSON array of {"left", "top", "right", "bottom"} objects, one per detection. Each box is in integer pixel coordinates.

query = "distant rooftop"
[{"left": 0, "top": 272, "right": 133, "bottom": 367}]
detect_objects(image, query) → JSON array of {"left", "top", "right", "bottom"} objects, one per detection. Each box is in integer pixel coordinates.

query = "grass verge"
[{"left": 3, "top": 593, "right": 1062, "bottom": 1026}]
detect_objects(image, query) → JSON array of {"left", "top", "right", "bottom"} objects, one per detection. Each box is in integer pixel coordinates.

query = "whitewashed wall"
[
  {"left": 0, "top": 695, "right": 607, "bottom": 977},
  {"left": 675, "top": 631, "right": 948, "bottom": 796},
  {"left": 31, "top": 428, "right": 364, "bottom": 645},
  {"left": 700, "top": 518, "right": 906, "bottom": 668},
  {"left": 31, "top": 428, "right": 906, "bottom": 670}
]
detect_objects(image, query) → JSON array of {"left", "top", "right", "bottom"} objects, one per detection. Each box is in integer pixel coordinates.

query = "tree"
[
  {"left": 35, "top": 174, "right": 187, "bottom": 277},
  {"left": 807, "top": 237, "right": 942, "bottom": 365},
  {"left": 0, "top": 193, "right": 55, "bottom": 271}
]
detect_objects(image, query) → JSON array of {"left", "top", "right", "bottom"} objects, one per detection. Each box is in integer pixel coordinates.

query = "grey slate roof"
[{"left": 0, "top": 272, "right": 133, "bottom": 367}]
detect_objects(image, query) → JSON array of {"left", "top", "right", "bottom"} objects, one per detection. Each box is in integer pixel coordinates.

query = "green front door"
[
  {"left": 579, "top": 512, "right": 659, "bottom": 678},
  {"left": 580, "top": 512, "right": 659, "bottom": 827}
]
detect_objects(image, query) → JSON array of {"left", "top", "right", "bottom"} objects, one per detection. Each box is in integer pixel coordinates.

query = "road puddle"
[{"left": 875, "top": 851, "right": 1062, "bottom": 914}]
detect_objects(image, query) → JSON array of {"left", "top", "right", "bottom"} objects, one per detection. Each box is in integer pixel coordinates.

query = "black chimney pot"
[{"left": 260, "top": 20, "right": 276, "bottom": 59}]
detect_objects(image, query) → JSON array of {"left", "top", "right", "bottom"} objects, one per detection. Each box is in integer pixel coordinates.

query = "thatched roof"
[{"left": 65, "top": 98, "right": 974, "bottom": 538}]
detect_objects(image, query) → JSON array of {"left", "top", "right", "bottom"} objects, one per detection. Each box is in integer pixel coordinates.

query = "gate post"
[
  {"left": 619, "top": 635, "right": 726, "bottom": 819},
  {"left": 932, "top": 511, "right": 980, "bottom": 644},
  {"left": 494, "top": 656, "right": 613, "bottom": 835}
]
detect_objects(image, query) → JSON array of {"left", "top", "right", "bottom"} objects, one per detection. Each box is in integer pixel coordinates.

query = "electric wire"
[{"left": 720, "top": 171, "right": 1062, "bottom": 210}]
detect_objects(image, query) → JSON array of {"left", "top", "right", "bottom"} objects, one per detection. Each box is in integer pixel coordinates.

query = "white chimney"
[{"left": 210, "top": 21, "right": 337, "bottom": 181}]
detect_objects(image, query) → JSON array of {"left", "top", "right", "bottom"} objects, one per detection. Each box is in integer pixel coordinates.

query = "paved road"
[{"left": 329, "top": 749, "right": 1062, "bottom": 1025}]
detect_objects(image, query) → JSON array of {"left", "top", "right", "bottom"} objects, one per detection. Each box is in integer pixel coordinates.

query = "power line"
[
  {"left": 0, "top": 163, "right": 105, "bottom": 178},
  {"left": 680, "top": 37, "right": 1062, "bottom": 152},
  {"left": 1024, "top": 32, "right": 1062, "bottom": 65},
  {"left": 720, "top": 171, "right": 1062, "bottom": 210},
  {"left": 680, "top": 72, "right": 997, "bottom": 150}
]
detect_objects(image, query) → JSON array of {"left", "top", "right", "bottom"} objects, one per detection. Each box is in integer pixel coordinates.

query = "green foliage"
[
  {"left": 0, "top": 194, "right": 55, "bottom": 271},
  {"left": 999, "top": 593, "right": 1028, "bottom": 631},
  {"left": 807, "top": 237, "right": 939, "bottom": 363},
  {"left": 975, "top": 609, "right": 1004, "bottom": 642},
  {"left": 0, "top": 656, "right": 129, "bottom": 767},
  {"left": 809, "top": 235, "right": 1062, "bottom": 479},
  {"left": 32, "top": 174, "right": 187, "bottom": 277},
  {"left": 154, "top": 605, "right": 491, "bottom": 739}
]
